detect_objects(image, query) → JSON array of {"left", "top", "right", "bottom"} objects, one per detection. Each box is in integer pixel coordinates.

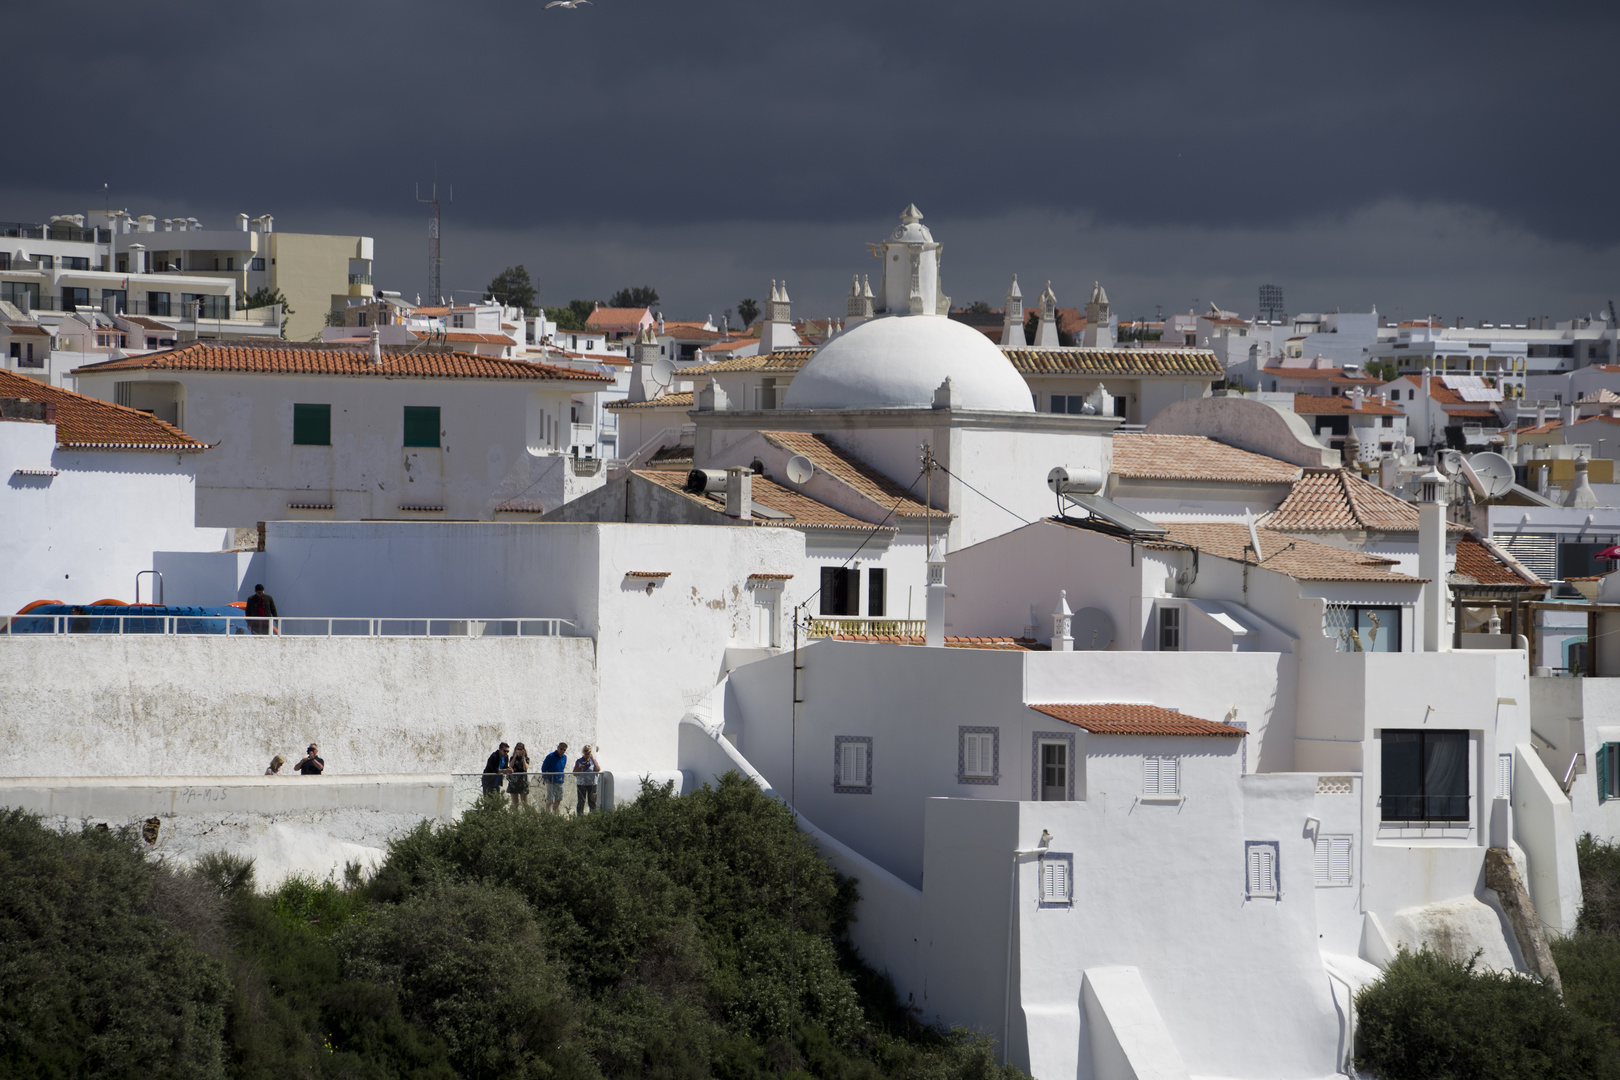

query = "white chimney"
[
  {"left": 925, "top": 538, "right": 947, "bottom": 648},
  {"left": 1567, "top": 455, "right": 1598, "bottom": 509},
  {"left": 236, "top": 213, "right": 249, "bottom": 232},
  {"left": 1417, "top": 467, "right": 1449, "bottom": 652},
  {"left": 369, "top": 326, "right": 382, "bottom": 364},
  {"left": 1051, "top": 589, "right": 1074, "bottom": 651},
  {"left": 725, "top": 466, "right": 752, "bottom": 520}
]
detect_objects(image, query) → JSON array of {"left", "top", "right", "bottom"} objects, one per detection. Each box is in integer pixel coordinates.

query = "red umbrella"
[{"left": 1598, "top": 546, "right": 1620, "bottom": 560}]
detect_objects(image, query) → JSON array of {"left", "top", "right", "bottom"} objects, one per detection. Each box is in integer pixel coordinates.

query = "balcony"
[{"left": 807, "top": 617, "right": 928, "bottom": 639}]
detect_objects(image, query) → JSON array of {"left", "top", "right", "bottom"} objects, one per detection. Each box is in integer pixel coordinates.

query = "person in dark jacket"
[
  {"left": 245, "top": 584, "right": 278, "bottom": 635},
  {"left": 482, "top": 742, "right": 510, "bottom": 796},
  {"left": 293, "top": 744, "right": 324, "bottom": 776},
  {"left": 573, "top": 745, "right": 600, "bottom": 815},
  {"left": 508, "top": 743, "right": 531, "bottom": 808},
  {"left": 541, "top": 742, "right": 568, "bottom": 814}
]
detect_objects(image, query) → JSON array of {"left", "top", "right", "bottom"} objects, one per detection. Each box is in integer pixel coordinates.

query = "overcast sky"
[{"left": 5, "top": 0, "right": 1617, "bottom": 326}]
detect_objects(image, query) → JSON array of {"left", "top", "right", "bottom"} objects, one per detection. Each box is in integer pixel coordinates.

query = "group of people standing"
[{"left": 482, "top": 741, "right": 600, "bottom": 814}]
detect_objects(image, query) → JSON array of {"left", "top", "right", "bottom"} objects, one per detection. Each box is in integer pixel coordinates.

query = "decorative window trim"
[
  {"left": 833, "top": 736, "right": 872, "bottom": 794},
  {"left": 958, "top": 726, "right": 1000, "bottom": 785},
  {"left": 1245, "top": 840, "right": 1280, "bottom": 899},
  {"left": 1031, "top": 731, "right": 1077, "bottom": 801},
  {"left": 1037, "top": 852, "right": 1074, "bottom": 908}
]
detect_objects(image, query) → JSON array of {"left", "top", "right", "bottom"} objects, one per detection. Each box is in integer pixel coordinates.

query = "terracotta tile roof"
[
  {"left": 635, "top": 469, "right": 888, "bottom": 531},
  {"left": 1576, "top": 389, "right": 1620, "bottom": 404},
  {"left": 0, "top": 368, "right": 204, "bottom": 451},
  {"left": 1159, "top": 521, "right": 1421, "bottom": 583},
  {"left": 660, "top": 325, "right": 727, "bottom": 342},
  {"left": 118, "top": 316, "right": 170, "bottom": 331},
  {"left": 1265, "top": 468, "right": 1463, "bottom": 533},
  {"left": 585, "top": 307, "right": 650, "bottom": 328},
  {"left": 624, "top": 570, "right": 671, "bottom": 578},
  {"left": 748, "top": 572, "right": 794, "bottom": 580},
  {"left": 409, "top": 330, "right": 514, "bottom": 346},
  {"left": 68, "top": 341, "right": 611, "bottom": 383},
  {"left": 605, "top": 391, "right": 695, "bottom": 411},
  {"left": 647, "top": 445, "right": 694, "bottom": 464},
  {"left": 6, "top": 324, "right": 49, "bottom": 336},
  {"left": 1452, "top": 533, "right": 1548, "bottom": 589},
  {"left": 759, "top": 431, "right": 936, "bottom": 518},
  {"left": 829, "top": 634, "right": 1032, "bottom": 650},
  {"left": 1005, "top": 348, "right": 1223, "bottom": 377},
  {"left": 412, "top": 306, "right": 450, "bottom": 317},
  {"left": 701, "top": 348, "right": 816, "bottom": 373},
  {"left": 1518, "top": 415, "right": 1620, "bottom": 436},
  {"left": 1262, "top": 365, "right": 1382, "bottom": 384},
  {"left": 1293, "top": 394, "right": 1403, "bottom": 416},
  {"left": 1111, "top": 433, "right": 1303, "bottom": 484},
  {"left": 1028, "top": 703, "right": 1246, "bottom": 738}
]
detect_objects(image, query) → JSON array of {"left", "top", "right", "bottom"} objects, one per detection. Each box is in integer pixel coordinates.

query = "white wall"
[
  {"left": 71, "top": 369, "right": 595, "bottom": 525},
  {"left": 0, "top": 421, "right": 228, "bottom": 615},
  {"left": 0, "top": 635, "right": 598, "bottom": 777}
]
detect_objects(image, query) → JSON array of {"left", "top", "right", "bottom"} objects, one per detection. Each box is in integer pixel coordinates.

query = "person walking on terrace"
[
  {"left": 482, "top": 742, "right": 510, "bottom": 797},
  {"left": 508, "top": 743, "right": 531, "bottom": 808},
  {"left": 573, "top": 745, "right": 600, "bottom": 815},
  {"left": 541, "top": 742, "right": 569, "bottom": 814},
  {"left": 245, "top": 584, "right": 278, "bottom": 635}
]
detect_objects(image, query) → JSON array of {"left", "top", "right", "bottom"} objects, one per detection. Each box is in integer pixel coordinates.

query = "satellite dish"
[
  {"left": 1071, "top": 607, "right": 1115, "bottom": 651},
  {"left": 785, "top": 455, "right": 815, "bottom": 484},
  {"left": 650, "top": 356, "right": 674, "bottom": 386},
  {"left": 1468, "top": 452, "right": 1515, "bottom": 499},
  {"left": 1438, "top": 449, "right": 1462, "bottom": 476}
]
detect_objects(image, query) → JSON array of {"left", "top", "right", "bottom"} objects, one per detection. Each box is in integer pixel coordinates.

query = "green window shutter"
[
  {"left": 403, "top": 406, "right": 441, "bottom": 448},
  {"left": 292, "top": 403, "right": 330, "bottom": 446},
  {"left": 1600, "top": 744, "right": 1611, "bottom": 804}
]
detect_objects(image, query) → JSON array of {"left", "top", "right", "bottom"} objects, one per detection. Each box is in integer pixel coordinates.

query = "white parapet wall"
[
  {"left": 0, "top": 635, "right": 599, "bottom": 777},
  {"left": 0, "top": 774, "right": 455, "bottom": 887}
]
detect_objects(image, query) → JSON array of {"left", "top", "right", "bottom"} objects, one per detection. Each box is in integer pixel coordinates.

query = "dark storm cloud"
[{"left": 3, "top": 1, "right": 1617, "bottom": 320}]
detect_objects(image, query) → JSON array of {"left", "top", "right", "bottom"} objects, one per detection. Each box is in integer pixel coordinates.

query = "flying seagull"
[{"left": 544, "top": 0, "right": 592, "bottom": 7}]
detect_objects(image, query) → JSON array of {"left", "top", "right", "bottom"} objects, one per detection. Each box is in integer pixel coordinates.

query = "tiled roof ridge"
[
  {"left": 0, "top": 368, "right": 205, "bottom": 451},
  {"left": 633, "top": 468, "right": 893, "bottom": 531},
  {"left": 758, "top": 430, "right": 936, "bottom": 517},
  {"left": 69, "top": 340, "right": 612, "bottom": 382},
  {"left": 1111, "top": 432, "right": 1303, "bottom": 484},
  {"left": 1027, "top": 702, "right": 1246, "bottom": 738}
]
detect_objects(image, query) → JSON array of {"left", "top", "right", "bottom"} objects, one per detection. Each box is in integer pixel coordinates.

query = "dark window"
[
  {"left": 102, "top": 289, "right": 126, "bottom": 313},
  {"left": 1381, "top": 729, "right": 1469, "bottom": 822},
  {"left": 61, "top": 287, "right": 90, "bottom": 312},
  {"left": 293, "top": 404, "right": 331, "bottom": 446},
  {"left": 1040, "top": 741, "right": 1068, "bottom": 801},
  {"left": 1599, "top": 744, "right": 1619, "bottom": 804},
  {"left": 1, "top": 282, "right": 39, "bottom": 308},
  {"left": 1328, "top": 606, "right": 1401, "bottom": 652},
  {"left": 403, "top": 406, "right": 441, "bottom": 448},
  {"left": 225, "top": 257, "right": 234, "bottom": 271},
  {"left": 37, "top": 255, "right": 54, "bottom": 269},
  {"left": 251, "top": 257, "right": 265, "bottom": 271},
  {"left": 147, "top": 291, "right": 171, "bottom": 316},
  {"left": 62, "top": 256, "right": 89, "bottom": 270},
  {"left": 1559, "top": 542, "right": 1611, "bottom": 581},
  {"left": 819, "top": 567, "right": 860, "bottom": 616},
  {"left": 1159, "top": 606, "right": 1181, "bottom": 651},
  {"left": 116, "top": 255, "right": 128, "bottom": 273},
  {"left": 867, "top": 568, "right": 886, "bottom": 616}
]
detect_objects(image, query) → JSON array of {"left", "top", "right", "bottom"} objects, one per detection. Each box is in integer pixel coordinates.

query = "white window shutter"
[
  {"left": 1248, "top": 847, "right": 1263, "bottom": 894},
  {"left": 1144, "top": 756, "right": 1160, "bottom": 795},
  {"left": 1497, "top": 753, "right": 1513, "bottom": 801},
  {"left": 1163, "top": 756, "right": 1179, "bottom": 795},
  {"left": 840, "top": 743, "right": 857, "bottom": 786},
  {"left": 1042, "top": 861, "right": 1056, "bottom": 899},
  {"left": 1330, "top": 838, "right": 1352, "bottom": 885},
  {"left": 1052, "top": 860, "right": 1068, "bottom": 901},
  {"left": 852, "top": 743, "right": 867, "bottom": 786},
  {"left": 1262, "top": 849, "right": 1276, "bottom": 894},
  {"left": 1314, "top": 838, "right": 1331, "bottom": 884}
]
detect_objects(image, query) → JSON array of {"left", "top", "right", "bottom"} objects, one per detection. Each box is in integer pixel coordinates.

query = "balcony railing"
[
  {"left": 807, "top": 617, "right": 928, "bottom": 639},
  {"left": 348, "top": 273, "right": 372, "bottom": 286},
  {"left": 451, "top": 771, "right": 614, "bottom": 816},
  {"left": 3, "top": 614, "right": 581, "bottom": 637}
]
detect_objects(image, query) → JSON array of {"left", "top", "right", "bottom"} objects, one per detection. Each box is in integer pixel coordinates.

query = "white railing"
[
  {"left": 807, "top": 617, "right": 928, "bottom": 639},
  {"left": 3, "top": 614, "right": 580, "bottom": 638}
]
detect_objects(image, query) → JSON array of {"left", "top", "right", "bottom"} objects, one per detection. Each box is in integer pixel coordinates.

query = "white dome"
[{"left": 783, "top": 315, "right": 1035, "bottom": 412}]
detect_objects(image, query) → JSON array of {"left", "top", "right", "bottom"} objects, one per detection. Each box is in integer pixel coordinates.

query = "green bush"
[{"left": 1354, "top": 948, "right": 1619, "bottom": 1080}]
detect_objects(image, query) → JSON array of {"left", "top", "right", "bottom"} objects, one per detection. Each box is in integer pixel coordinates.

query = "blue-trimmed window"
[
  {"left": 1032, "top": 732, "right": 1077, "bottom": 801},
  {"left": 834, "top": 736, "right": 871, "bottom": 794},
  {"left": 1599, "top": 744, "right": 1619, "bottom": 804},
  {"left": 1038, "top": 852, "right": 1074, "bottom": 907},
  {"left": 958, "top": 726, "right": 999, "bottom": 785}
]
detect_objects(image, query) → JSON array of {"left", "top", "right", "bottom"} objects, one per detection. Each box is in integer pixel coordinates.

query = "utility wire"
[{"left": 926, "top": 456, "right": 1033, "bottom": 526}]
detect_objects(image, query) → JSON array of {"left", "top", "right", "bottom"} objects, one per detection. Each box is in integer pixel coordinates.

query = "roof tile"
[
  {"left": 759, "top": 431, "right": 935, "bottom": 517},
  {"left": 1111, "top": 433, "right": 1302, "bottom": 484},
  {"left": 1005, "top": 347, "right": 1223, "bottom": 377},
  {"left": 69, "top": 340, "right": 611, "bottom": 383},
  {"left": 635, "top": 469, "right": 887, "bottom": 530},
  {"left": 1028, "top": 702, "right": 1246, "bottom": 737},
  {"left": 0, "top": 368, "right": 204, "bottom": 451}
]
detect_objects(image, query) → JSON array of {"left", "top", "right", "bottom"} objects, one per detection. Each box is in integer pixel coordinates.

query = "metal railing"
[
  {"left": 3, "top": 614, "right": 580, "bottom": 637},
  {"left": 451, "top": 771, "right": 613, "bottom": 816},
  {"left": 808, "top": 617, "right": 928, "bottom": 639}
]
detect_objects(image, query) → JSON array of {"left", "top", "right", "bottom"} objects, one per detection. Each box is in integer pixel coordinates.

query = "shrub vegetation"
[
  {"left": 1355, "top": 832, "right": 1620, "bottom": 1079},
  {"left": 0, "top": 777, "right": 1023, "bottom": 1079}
]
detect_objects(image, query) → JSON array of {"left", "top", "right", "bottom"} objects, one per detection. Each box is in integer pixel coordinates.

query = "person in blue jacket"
[{"left": 541, "top": 742, "right": 568, "bottom": 814}]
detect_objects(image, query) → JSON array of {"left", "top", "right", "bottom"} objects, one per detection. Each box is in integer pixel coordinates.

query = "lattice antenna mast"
[{"left": 415, "top": 181, "right": 452, "bottom": 305}]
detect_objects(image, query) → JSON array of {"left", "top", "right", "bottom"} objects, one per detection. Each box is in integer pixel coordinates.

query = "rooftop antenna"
[{"left": 415, "top": 178, "right": 452, "bottom": 305}]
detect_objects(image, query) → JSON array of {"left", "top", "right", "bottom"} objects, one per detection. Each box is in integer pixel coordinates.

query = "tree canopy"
[
  {"left": 240, "top": 287, "right": 292, "bottom": 337},
  {"left": 608, "top": 286, "right": 659, "bottom": 309},
  {"left": 547, "top": 300, "right": 596, "bottom": 333},
  {"left": 486, "top": 265, "right": 537, "bottom": 315},
  {"left": 737, "top": 298, "right": 760, "bottom": 328}
]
